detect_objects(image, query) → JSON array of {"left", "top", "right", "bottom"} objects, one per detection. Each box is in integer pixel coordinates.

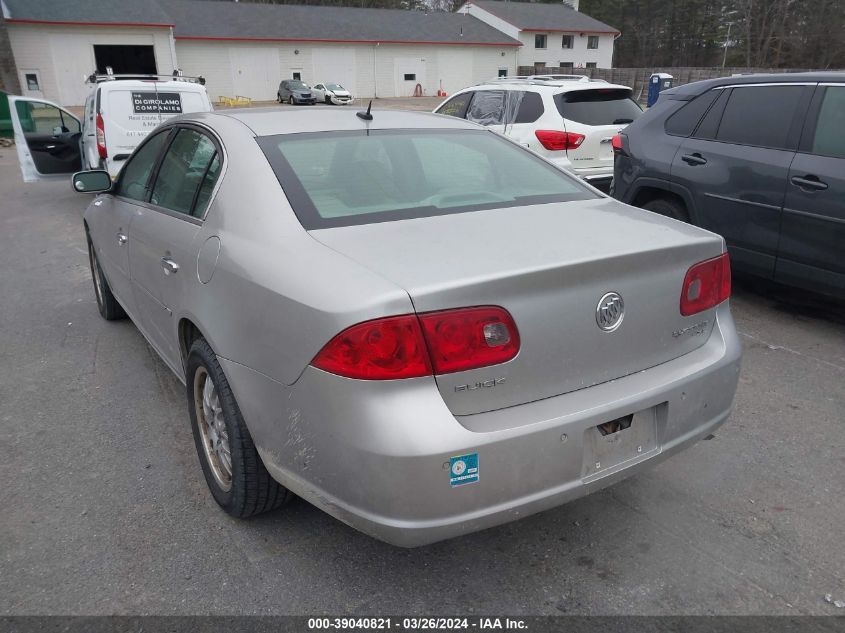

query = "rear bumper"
[{"left": 221, "top": 303, "right": 741, "bottom": 547}]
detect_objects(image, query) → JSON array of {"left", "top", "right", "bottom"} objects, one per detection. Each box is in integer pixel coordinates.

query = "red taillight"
[
  {"left": 311, "top": 315, "right": 431, "bottom": 380},
  {"left": 95, "top": 113, "right": 107, "bottom": 159},
  {"left": 680, "top": 253, "right": 731, "bottom": 316},
  {"left": 534, "top": 130, "right": 585, "bottom": 151},
  {"left": 311, "top": 307, "right": 520, "bottom": 380},
  {"left": 419, "top": 306, "right": 519, "bottom": 374},
  {"left": 611, "top": 134, "right": 625, "bottom": 152}
]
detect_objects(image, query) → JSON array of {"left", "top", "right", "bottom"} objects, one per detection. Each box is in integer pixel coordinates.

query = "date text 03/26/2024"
[{"left": 307, "top": 617, "right": 528, "bottom": 630}]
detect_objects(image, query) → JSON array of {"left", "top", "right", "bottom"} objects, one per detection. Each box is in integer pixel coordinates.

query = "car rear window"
[
  {"left": 257, "top": 129, "right": 597, "bottom": 229},
  {"left": 554, "top": 89, "right": 642, "bottom": 126}
]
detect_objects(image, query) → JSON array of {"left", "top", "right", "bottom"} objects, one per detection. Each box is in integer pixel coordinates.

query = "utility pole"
[{"left": 722, "top": 21, "right": 733, "bottom": 68}]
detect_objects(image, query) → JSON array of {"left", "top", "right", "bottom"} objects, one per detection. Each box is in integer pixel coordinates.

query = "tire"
[
  {"left": 186, "top": 338, "right": 291, "bottom": 518},
  {"left": 277, "top": 94, "right": 281, "bottom": 103},
  {"left": 289, "top": 96, "right": 294, "bottom": 105},
  {"left": 325, "top": 95, "right": 331, "bottom": 105},
  {"left": 86, "top": 232, "right": 126, "bottom": 320},
  {"left": 642, "top": 197, "right": 690, "bottom": 223}
]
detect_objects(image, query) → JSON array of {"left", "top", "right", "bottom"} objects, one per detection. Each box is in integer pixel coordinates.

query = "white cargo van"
[{"left": 8, "top": 72, "right": 213, "bottom": 182}]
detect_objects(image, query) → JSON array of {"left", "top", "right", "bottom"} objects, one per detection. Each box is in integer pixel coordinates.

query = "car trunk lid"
[
  {"left": 555, "top": 88, "right": 642, "bottom": 173},
  {"left": 310, "top": 199, "right": 724, "bottom": 416}
]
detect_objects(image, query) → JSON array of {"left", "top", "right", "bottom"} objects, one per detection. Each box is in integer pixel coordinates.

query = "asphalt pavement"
[{"left": 1, "top": 148, "right": 843, "bottom": 616}]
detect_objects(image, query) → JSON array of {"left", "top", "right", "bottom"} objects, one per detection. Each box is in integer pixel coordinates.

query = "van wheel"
[
  {"left": 289, "top": 96, "right": 294, "bottom": 105},
  {"left": 643, "top": 197, "right": 690, "bottom": 223},
  {"left": 187, "top": 338, "right": 292, "bottom": 518},
  {"left": 86, "top": 233, "right": 126, "bottom": 321}
]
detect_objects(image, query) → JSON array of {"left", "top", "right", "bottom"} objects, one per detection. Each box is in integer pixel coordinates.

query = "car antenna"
[{"left": 356, "top": 100, "right": 373, "bottom": 121}]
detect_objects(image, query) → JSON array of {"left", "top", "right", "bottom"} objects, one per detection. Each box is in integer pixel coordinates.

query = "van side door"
[{"left": 8, "top": 96, "right": 82, "bottom": 182}]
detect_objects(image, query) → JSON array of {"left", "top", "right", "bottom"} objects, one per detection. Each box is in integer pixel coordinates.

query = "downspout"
[
  {"left": 169, "top": 25, "right": 178, "bottom": 72},
  {"left": 373, "top": 42, "right": 378, "bottom": 99}
]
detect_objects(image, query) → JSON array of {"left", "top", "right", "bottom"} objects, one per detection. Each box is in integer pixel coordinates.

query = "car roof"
[
  {"left": 663, "top": 71, "right": 845, "bottom": 99},
  {"left": 468, "top": 80, "right": 632, "bottom": 94},
  {"left": 191, "top": 107, "right": 480, "bottom": 136}
]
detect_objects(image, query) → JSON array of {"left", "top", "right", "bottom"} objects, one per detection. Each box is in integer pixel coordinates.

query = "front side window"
[
  {"left": 14, "top": 101, "right": 79, "bottom": 134},
  {"left": 150, "top": 128, "right": 220, "bottom": 217},
  {"left": 665, "top": 89, "right": 721, "bottom": 137},
  {"left": 115, "top": 130, "right": 171, "bottom": 202},
  {"left": 535, "top": 34, "right": 547, "bottom": 49},
  {"left": 810, "top": 86, "right": 845, "bottom": 159},
  {"left": 554, "top": 89, "right": 642, "bottom": 126},
  {"left": 587, "top": 36, "right": 599, "bottom": 49},
  {"left": 257, "top": 129, "right": 596, "bottom": 229},
  {"left": 715, "top": 85, "right": 804, "bottom": 150},
  {"left": 562, "top": 35, "right": 573, "bottom": 49},
  {"left": 435, "top": 92, "right": 474, "bottom": 119}
]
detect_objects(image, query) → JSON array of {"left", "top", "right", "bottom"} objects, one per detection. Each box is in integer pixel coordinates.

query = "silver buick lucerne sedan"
[{"left": 65, "top": 108, "right": 741, "bottom": 547}]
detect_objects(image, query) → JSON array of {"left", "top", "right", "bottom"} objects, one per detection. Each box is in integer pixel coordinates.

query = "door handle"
[
  {"left": 116, "top": 233, "right": 127, "bottom": 246},
  {"left": 790, "top": 175, "right": 828, "bottom": 191},
  {"left": 681, "top": 153, "right": 707, "bottom": 166},
  {"left": 160, "top": 257, "right": 179, "bottom": 275}
]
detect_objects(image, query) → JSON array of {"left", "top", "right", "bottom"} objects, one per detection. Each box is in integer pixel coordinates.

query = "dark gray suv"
[
  {"left": 277, "top": 80, "right": 315, "bottom": 105},
  {"left": 612, "top": 73, "right": 845, "bottom": 300}
]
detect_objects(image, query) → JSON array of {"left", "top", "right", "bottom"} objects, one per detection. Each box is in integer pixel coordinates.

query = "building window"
[
  {"left": 586, "top": 62, "right": 597, "bottom": 69},
  {"left": 560, "top": 62, "right": 574, "bottom": 70},
  {"left": 534, "top": 62, "right": 546, "bottom": 70},
  {"left": 292, "top": 72, "right": 301, "bottom": 80},
  {"left": 498, "top": 68, "right": 508, "bottom": 78},
  {"left": 587, "top": 35, "right": 599, "bottom": 49},
  {"left": 403, "top": 73, "right": 416, "bottom": 81},
  {"left": 561, "top": 35, "right": 573, "bottom": 49},
  {"left": 25, "top": 73, "right": 39, "bottom": 91},
  {"left": 535, "top": 34, "right": 547, "bottom": 49}
]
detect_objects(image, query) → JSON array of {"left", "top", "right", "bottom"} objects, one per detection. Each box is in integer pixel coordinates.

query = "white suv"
[{"left": 433, "top": 77, "right": 642, "bottom": 189}]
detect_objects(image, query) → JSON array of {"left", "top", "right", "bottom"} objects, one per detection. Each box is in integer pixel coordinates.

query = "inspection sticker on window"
[{"left": 450, "top": 453, "right": 479, "bottom": 487}]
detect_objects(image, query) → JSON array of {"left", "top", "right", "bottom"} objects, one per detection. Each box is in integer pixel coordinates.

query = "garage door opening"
[{"left": 94, "top": 45, "right": 157, "bottom": 76}]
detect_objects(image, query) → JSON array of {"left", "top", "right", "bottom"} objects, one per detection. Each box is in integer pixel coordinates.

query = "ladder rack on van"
[{"left": 85, "top": 68, "right": 206, "bottom": 86}]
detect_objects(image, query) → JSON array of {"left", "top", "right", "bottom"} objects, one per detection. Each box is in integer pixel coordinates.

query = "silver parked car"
[{"left": 43, "top": 108, "right": 740, "bottom": 547}]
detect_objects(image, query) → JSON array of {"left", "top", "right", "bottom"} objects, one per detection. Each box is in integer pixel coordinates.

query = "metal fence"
[{"left": 516, "top": 66, "right": 836, "bottom": 104}]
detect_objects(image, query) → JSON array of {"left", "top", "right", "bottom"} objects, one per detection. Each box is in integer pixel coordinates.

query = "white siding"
[
  {"left": 7, "top": 24, "right": 175, "bottom": 106},
  {"left": 518, "top": 31, "right": 614, "bottom": 69},
  {"left": 177, "top": 40, "right": 516, "bottom": 100}
]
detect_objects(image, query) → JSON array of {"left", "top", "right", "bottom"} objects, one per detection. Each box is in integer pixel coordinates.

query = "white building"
[
  {"left": 461, "top": 0, "right": 618, "bottom": 71},
  {"left": 1, "top": 0, "right": 618, "bottom": 107},
  {"left": 1, "top": 0, "right": 522, "bottom": 106}
]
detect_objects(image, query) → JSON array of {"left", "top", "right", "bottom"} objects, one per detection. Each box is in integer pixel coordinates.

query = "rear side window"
[
  {"left": 466, "top": 91, "right": 505, "bottom": 126},
  {"left": 150, "top": 128, "right": 220, "bottom": 217},
  {"left": 554, "top": 89, "right": 642, "bottom": 126},
  {"left": 809, "top": 86, "right": 845, "bottom": 159},
  {"left": 715, "top": 85, "right": 804, "bottom": 150},
  {"left": 664, "top": 89, "right": 720, "bottom": 137},
  {"left": 257, "top": 129, "right": 596, "bottom": 229},
  {"left": 514, "top": 91, "right": 544, "bottom": 123}
]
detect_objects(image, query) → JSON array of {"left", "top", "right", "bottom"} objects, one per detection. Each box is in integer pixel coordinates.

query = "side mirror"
[{"left": 72, "top": 170, "right": 112, "bottom": 193}]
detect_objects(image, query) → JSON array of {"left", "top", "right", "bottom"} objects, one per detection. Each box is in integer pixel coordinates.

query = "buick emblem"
[{"left": 596, "top": 292, "right": 625, "bottom": 332}]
